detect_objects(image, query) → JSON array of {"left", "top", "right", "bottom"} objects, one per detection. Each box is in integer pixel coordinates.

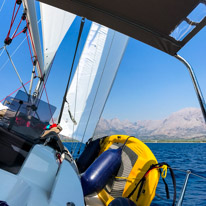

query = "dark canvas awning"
[{"left": 38, "top": 0, "right": 206, "bottom": 55}]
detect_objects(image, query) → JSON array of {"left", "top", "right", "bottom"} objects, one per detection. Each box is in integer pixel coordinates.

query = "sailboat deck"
[{"left": 0, "top": 127, "right": 33, "bottom": 174}]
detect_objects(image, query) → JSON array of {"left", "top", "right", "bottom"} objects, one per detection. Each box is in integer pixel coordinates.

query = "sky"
[{"left": 0, "top": 1, "right": 206, "bottom": 122}]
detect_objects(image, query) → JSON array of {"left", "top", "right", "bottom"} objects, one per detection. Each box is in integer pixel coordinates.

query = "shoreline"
[
  {"left": 142, "top": 140, "right": 206, "bottom": 143},
  {"left": 62, "top": 140, "right": 206, "bottom": 143},
  {"left": 144, "top": 142, "right": 206, "bottom": 143}
]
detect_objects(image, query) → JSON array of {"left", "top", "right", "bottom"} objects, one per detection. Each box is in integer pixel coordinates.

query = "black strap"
[
  {"left": 162, "top": 177, "right": 170, "bottom": 199},
  {"left": 127, "top": 165, "right": 154, "bottom": 199},
  {"left": 158, "top": 162, "right": 176, "bottom": 206},
  {"left": 168, "top": 165, "right": 176, "bottom": 206},
  {"left": 136, "top": 177, "right": 146, "bottom": 201},
  {"left": 127, "top": 162, "right": 176, "bottom": 206},
  {"left": 58, "top": 17, "right": 85, "bottom": 124}
]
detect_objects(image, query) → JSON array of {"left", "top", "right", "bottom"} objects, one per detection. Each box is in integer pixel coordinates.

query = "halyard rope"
[{"left": 0, "top": 0, "right": 6, "bottom": 13}]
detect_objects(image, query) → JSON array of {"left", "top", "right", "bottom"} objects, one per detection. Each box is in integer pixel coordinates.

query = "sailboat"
[{"left": 0, "top": 0, "right": 205, "bottom": 205}]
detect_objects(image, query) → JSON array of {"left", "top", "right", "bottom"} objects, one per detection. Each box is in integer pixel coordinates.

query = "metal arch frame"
[
  {"left": 175, "top": 54, "right": 206, "bottom": 123},
  {"left": 177, "top": 170, "right": 191, "bottom": 206}
]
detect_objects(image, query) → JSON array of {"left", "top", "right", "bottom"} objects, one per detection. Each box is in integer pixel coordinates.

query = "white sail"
[
  {"left": 23, "top": 1, "right": 76, "bottom": 97},
  {"left": 22, "top": 0, "right": 44, "bottom": 76},
  {"left": 40, "top": 3, "right": 76, "bottom": 74},
  {"left": 60, "top": 22, "right": 129, "bottom": 142}
]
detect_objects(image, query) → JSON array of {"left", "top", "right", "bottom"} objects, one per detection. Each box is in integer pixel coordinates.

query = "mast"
[
  {"left": 22, "top": 0, "right": 44, "bottom": 78},
  {"left": 22, "top": 0, "right": 44, "bottom": 101}
]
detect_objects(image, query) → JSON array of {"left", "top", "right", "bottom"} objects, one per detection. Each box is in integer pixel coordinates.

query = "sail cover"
[
  {"left": 40, "top": 3, "right": 76, "bottom": 74},
  {"left": 38, "top": 0, "right": 206, "bottom": 56},
  {"left": 60, "top": 22, "right": 128, "bottom": 141}
]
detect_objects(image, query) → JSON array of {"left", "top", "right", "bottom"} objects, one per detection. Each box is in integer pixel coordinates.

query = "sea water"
[
  {"left": 148, "top": 143, "right": 206, "bottom": 206},
  {"left": 64, "top": 142, "right": 206, "bottom": 205}
]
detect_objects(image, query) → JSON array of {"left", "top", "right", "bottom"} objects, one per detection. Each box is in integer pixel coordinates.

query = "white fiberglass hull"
[{"left": 0, "top": 145, "right": 84, "bottom": 206}]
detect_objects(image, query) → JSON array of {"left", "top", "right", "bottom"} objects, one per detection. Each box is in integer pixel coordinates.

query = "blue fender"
[{"left": 81, "top": 148, "right": 122, "bottom": 196}]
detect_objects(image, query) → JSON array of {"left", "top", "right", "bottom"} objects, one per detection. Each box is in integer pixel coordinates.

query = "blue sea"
[
  {"left": 64, "top": 142, "right": 206, "bottom": 205},
  {"left": 148, "top": 143, "right": 206, "bottom": 206}
]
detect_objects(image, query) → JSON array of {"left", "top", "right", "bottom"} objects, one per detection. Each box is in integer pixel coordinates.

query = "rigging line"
[
  {"left": 74, "top": 25, "right": 100, "bottom": 140},
  {"left": 0, "top": 0, "right": 6, "bottom": 13},
  {"left": 26, "top": 27, "right": 37, "bottom": 76},
  {"left": 0, "top": 37, "right": 26, "bottom": 70},
  {"left": 190, "top": 172, "right": 206, "bottom": 181},
  {"left": 37, "top": 39, "right": 56, "bottom": 108},
  {"left": 7, "top": 1, "right": 17, "bottom": 38},
  {"left": 78, "top": 30, "right": 116, "bottom": 153},
  {"left": 37, "top": 59, "right": 55, "bottom": 125},
  {"left": 25, "top": 18, "right": 41, "bottom": 76},
  {"left": 35, "top": 56, "right": 56, "bottom": 125},
  {"left": 26, "top": 31, "right": 34, "bottom": 65},
  {"left": 36, "top": 53, "right": 57, "bottom": 118},
  {"left": 58, "top": 17, "right": 85, "bottom": 124},
  {"left": 0, "top": 46, "right": 5, "bottom": 56},
  {"left": 38, "top": 57, "right": 55, "bottom": 106},
  {"left": 4, "top": 46, "right": 29, "bottom": 95},
  {"left": 0, "top": 19, "right": 41, "bottom": 72},
  {"left": 26, "top": 18, "right": 54, "bottom": 124},
  {"left": 71, "top": 22, "right": 86, "bottom": 153},
  {"left": 11, "top": 3, "right": 21, "bottom": 26},
  {"left": 71, "top": 20, "right": 87, "bottom": 152},
  {"left": 35, "top": 51, "right": 56, "bottom": 120},
  {"left": 11, "top": 18, "right": 23, "bottom": 39},
  {"left": 0, "top": 48, "right": 4, "bottom": 57},
  {"left": 70, "top": 23, "right": 91, "bottom": 154},
  {"left": 0, "top": 80, "right": 31, "bottom": 103},
  {"left": 7, "top": 2, "right": 21, "bottom": 38},
  {"left": 170, "top": 167, "right": 206, "bottom": 181},
  {"left": 12, "top": 26, "right": 26, "bottom": 39}
]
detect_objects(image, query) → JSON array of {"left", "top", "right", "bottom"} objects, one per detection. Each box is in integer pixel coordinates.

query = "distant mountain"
[{"left": 94, "top": 108, "right": 206, "bottom": 140}]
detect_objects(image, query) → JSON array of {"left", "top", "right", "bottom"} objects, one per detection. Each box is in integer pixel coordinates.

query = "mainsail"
[
  {"left": 23, "top": 0, "right": 76, "bottom": 96},
  {"left": 40, "top": 3, "right": 76, "bottom": 75},
  {"left": 37, "top": 3, "right": 76, "bottom": 97},
  {"left": 23, "top": 1, "right": 129, "bottom": 142},
  {"left": 60, "top": 22, "right": 129, "bottom": 142}
]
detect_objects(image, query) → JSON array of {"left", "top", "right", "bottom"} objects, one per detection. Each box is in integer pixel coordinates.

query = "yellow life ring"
[{"left": 97, "top": 135, "right": 160, "bottom": 206}]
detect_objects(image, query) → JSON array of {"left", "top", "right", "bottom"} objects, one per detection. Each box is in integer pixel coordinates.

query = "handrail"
[
  {"left": 170, "top": 167, "right": 206, "bottom": 206},
  {"left": 175, "top": 54, "right": 206, "bottom": 123},
  {"left": 176, "top": 170, "right": 191, "bottom": 206},
  {"left": 156, "top": 167, "right": 206, "bottom": 205}
]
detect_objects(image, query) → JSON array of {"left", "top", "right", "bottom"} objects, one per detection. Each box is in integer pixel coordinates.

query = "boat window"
[
  {"left": 170, "top": 3, "right": 206, "bottom": 41},
  {"left": 0, "top": 90, "right": 56, "bottom": 140}
]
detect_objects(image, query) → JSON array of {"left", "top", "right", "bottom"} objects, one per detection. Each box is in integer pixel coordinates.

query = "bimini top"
[{"left": 38, "top": 0, "right": 206, "bottom": 56}]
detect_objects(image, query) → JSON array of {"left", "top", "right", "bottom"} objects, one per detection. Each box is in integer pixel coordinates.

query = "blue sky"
[
  {"left": 103, "top": 27, "right": 206, "bottom": 121},
  {"left": 0, "top": 1, "right": 206, "bottom": 122}
]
